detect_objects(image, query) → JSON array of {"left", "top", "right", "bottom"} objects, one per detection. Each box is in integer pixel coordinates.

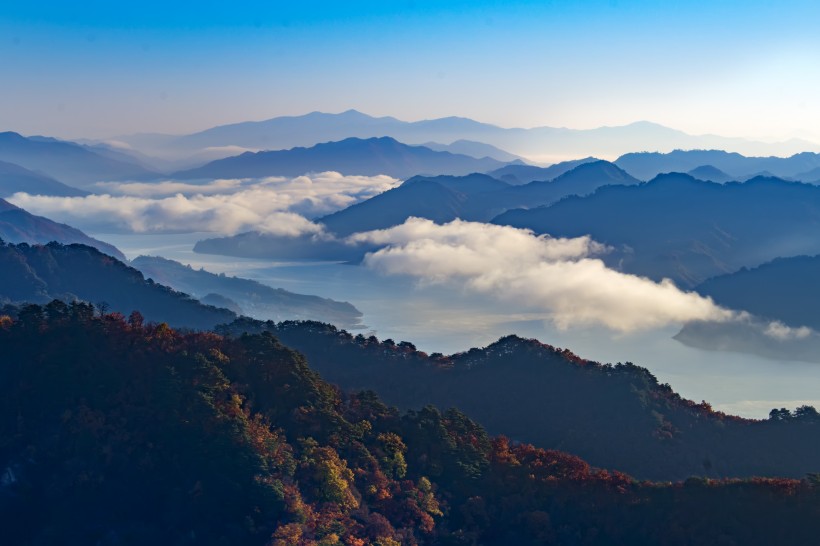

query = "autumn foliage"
[{"left": 1, "top": 304, "right": 820, "bottom": 545}]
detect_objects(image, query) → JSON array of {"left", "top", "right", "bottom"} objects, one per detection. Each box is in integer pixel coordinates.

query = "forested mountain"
[
  {"left": 2, "top": 308, "right": 820, "bottom": 545},
  {"left": 0, "top": 132, "right": 159, "bottom": 188},
  {"left": 0, "top": 241, "right": 234, "bottom": 330},
  {"left": 696, "top": 255, "right": 820, "bottom": 329},
  {"left": 172, "top": 137, "right": 509, "bottom": 180},
  {"left": 0, "top": 160, "right": 88, "bottom": 197},
  {"left": 494, "top": 174, "right": 820, "bottom": 287},
  {"left": 219, "top": 319, "right": 820, "bottom": 482},
  {"left": 0, "top": 198, "right": 125, "bottom": 260},
  {"left": 132, "top": 255, "right": 363, "bottom": 328}
]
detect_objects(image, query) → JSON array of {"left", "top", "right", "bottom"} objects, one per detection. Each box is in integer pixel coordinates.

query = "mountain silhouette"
[
  {"left": 172, "top": 136, "right": 509, "bottom": 180},
  {"left": 0, "top": 131, "right": 159, "bottom": 188},
  {"left": 114, "top": 110, "right": 820, "bottom": 162}
]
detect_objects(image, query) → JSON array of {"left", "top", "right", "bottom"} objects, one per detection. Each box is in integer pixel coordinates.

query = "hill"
[
  {"left": 687, "top": 165, "right": 734, "bottom": 183},
  {"left": 172, "top": 136, "right": 509, "bottom": 180},
  {"left": 219, "top": 319, "right": 820, "bottom": 483},
  {"left": 131, "top": 255, "right": 363, "bottom": 328},
  {"left": 0, "top": 241, "right": 234, "bottom": 329},
  {"left": 0, "top": 160, "right": 88, "bottom": 197},
  {"left": 2, "top": 307, "right": 819, "bottom": 545},
  {"left": 0, "top": 132, "right": 159, "bottom": 188},
  {"left": 493, "top": 174, "right": 820, "bottom": 287},
  {"left": 0, "top": 198, "right": 124, "bottom": 260}
]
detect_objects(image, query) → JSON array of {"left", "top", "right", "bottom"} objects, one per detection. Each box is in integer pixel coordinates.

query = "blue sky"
[{"left": 2, "top": 0, "right": 819, "bottom": 140}]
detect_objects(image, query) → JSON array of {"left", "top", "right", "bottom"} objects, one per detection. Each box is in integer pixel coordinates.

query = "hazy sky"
[{"left": 2, "top": 0, "right": 819, "bottom": 141}]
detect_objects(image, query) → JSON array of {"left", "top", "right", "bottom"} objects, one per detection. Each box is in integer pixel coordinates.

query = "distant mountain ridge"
[
  {"left": 0, "top": 131, "right": 159, "bottom": 188},
  {"left": 112, "top": 109, "right": 820, "bottom": 163},
  {"left": 615, "top": 149, "right": 820, "bottom": 181},
  {"left": 171, "top": 136, "right": 510, "bottom": 179}
]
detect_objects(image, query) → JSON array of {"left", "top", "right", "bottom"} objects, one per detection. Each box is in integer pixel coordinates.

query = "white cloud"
[
  {"left": 351, "top": 217, "right": 734, "bottom": 332},
  {"left": 763, "top": 321, "right": 812, "bottom": 340},
  {"left": 9, "top": 172, "right": 399, "bottom": 235}
]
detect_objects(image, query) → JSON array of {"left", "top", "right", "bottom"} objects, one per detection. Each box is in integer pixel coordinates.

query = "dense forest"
[
  {"left": 2, "top": 305, "right": 820, "bottom": 545},
  {"left": 219, "top": 319, "right": 820, "bottom": 481}
]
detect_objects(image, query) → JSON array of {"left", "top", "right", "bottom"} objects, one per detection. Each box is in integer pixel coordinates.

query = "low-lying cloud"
[
  {"left": 351, "top": 218, "right": 734, "bottom": 332},
  {"left": 9, "top": 172, "right": 399, "bottom": 235}
]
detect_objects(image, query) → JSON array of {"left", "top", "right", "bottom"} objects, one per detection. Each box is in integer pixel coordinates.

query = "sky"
[{"left": 2, "top": 0, "right": 820, "bottom": 141}]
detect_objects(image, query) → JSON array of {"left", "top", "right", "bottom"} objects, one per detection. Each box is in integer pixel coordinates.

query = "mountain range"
[
  {"left": 194, "top": 160, "right": 640, "bottom": 259},
  {"left": 494, "top": 174, "right": 820, "bottom": 287},
  {"left": 111, "top": 109, "right": 820, "bottom": 163},
  {"left": 171, "top": 136, "right": 510, "bottom": 180}
]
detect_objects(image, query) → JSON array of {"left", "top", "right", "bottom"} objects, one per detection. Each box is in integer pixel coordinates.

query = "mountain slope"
[
  {"left": 493, "top": 174, "right": 820, "bottom": 287},
  {"left": 0, "top": 160, "right": 88, "bottom": 197},
  {"left": 696, "top": 255, "right": 820, "bottom": 329},
  {"left": 0, "top": 241, "right": 234, "bottom": 329},
  {"left": 131, "top": 255, "right": 363, "bottom": 328},
  {"left": 221, "top": 319, "right": 820, "bottom": 482},
  {"left": 3, "top": 310, "right": 819, "bottom": 545},
  {"left": 172, "top": 136, "right": 509, "bottom": 180},
  {"left": 0, "top": 132, "right": 159, "bottom": 188},
  {"left": 0, "top": 198, "right": 124, "bottom": 260}
]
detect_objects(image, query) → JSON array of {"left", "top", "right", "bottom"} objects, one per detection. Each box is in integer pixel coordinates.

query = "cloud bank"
[
  {"left": 9, "top": 172, "right": 399, "bottom": 235},
  {"left": 351, "top": 218, "right": 734, "bottom": 332}
]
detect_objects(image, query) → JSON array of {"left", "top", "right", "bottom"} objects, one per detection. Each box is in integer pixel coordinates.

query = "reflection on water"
[{"left": 98, "top": 231, "right": 820, "bottom": 418}]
